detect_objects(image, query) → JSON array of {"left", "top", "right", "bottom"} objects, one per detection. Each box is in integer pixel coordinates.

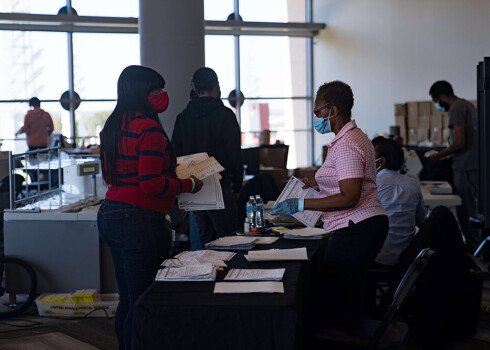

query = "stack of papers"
[
  {"left": 205, "top": 236, "right": 258, "bottom": 250},
  {"left": 254, "top": 237, "right": 280, "bottom": 244},
  {"left": 162, "top": 250, "right": 235, "bottom": 268},
  {"left": 244, "top": 247, "right": 308, "bottom": 261},
  {"left": 155, "top": 264, "right": 217, "bottom": 282},
  {"left": 214, "top": 282, "right": 284, "bottom": 294},
  {"left": 224, "top": 268, "right": 285, "bottom": 281},
  {"left": 177, "top": 153, "right": 225, "bottom": 211},
  {"left": 275, "top": 176, "right": 322, "bottom": 227},
  {"left": 275, "top": 227, "right": 327, "bottom": 240}
]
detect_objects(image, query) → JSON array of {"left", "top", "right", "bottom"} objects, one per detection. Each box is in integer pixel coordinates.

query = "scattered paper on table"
[
  {"left": 244, "top": 247, "right": 308, "bottom": 261},
  {"left": 224, "top": 268, "right": 285, "bottom": 281},
  {"left": 214, "top": 282, "right": 284, "bottom": 293},
  {"left": 275, "top": 176, "right": 322, "bottom": 227},
  {"left": 279, "top": 227, "right": 327, "bottom": 240},
  {"left": 156, "top": 264, "right": 217, "bottom": 282},
  {"left": 162, "top": 250, "right": 235, "bottom": 268},
  {"left": 205, "top": 236, "right": 257, "bottom": 250},
  {"left": 254, "top": 237, "right": 279, "bottom": 244}
]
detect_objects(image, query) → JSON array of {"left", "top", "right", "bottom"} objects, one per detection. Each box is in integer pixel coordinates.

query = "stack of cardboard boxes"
[{"left": 394, "top": 101, "right": 449, "bottom": 146}]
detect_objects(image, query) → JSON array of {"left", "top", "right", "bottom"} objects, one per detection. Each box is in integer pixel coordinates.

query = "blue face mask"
[
  {"left": 434, "top": 103, "right": 445, "bottom": 112},
  {"left": 313, "top": 109, "right": 333, "bottom": 134}
]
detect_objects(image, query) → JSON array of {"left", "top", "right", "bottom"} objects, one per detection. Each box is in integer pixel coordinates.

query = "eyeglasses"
[{"left": 313, "top": 103, "right": 329, "bottom": 117}]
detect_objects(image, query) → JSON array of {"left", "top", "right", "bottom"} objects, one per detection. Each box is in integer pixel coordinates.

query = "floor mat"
[{"left": 0, "top": 332, "right": 99, "bottom": 350}]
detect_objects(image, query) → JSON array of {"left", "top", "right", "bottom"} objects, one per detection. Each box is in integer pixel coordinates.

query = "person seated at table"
[
  {"left": 273, "top": 81, "right": 388, "bottom": 321},
  {"left": 372, "top": 136, "right": 426, "bottom": 266}
]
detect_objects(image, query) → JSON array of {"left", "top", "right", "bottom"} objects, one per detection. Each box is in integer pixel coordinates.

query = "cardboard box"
[
  {"left": 418, "top": 115, "right": 430, "bottom": 129},
  {"left": 430, "top": 127, "right": 442, "bottom": 146},
  {"left": 418, "top": 101, "right": 431, "bottom": 117},
  {"left": 394, "top": 103, "right": 406, "bottom": 116},
  {"left": 407, "top": 128, "right": 417, "bottom": 146},
  {"left": 430, "top": 114, "right": 443, "bottom": 129},
  {"left": 36, "top": 293, "right": 119, "bottom": 318},
  {"left": 394, "top": 115, "right": 406, "bottom": 129},
  {"left": 442, "top": 113, "right": 449, "bottom": 129},
  {"left": 406, "top": 102, "right": 418, "bottom": 128},
  {"left": 442, "top": 128, "right": 451, "bottom": 145},
  {"left": 417, "top": 128, "right": 429, "bottom": 143}
]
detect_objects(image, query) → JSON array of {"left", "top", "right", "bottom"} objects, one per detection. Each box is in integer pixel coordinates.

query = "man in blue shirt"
[{"left": 372, "top": 137, "right": 426, "bottom": 265}]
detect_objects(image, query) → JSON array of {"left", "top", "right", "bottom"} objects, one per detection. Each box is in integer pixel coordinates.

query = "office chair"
[{"left": 315, "top": 248, "right": 434, "bottom": 350}]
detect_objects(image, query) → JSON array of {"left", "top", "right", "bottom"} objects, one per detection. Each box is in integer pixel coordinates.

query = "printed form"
[
  {"left": 224, "top": 268, "right": 285, "bottom": 281},
  {"left": 214, "top": 282, "right": 284, "bottom": 294},
  {"left": 244, "top": 247, "right": 308, "bottom": 261},
  {"left": 275, "top": 176, "right": 322, "bottom": 227}
]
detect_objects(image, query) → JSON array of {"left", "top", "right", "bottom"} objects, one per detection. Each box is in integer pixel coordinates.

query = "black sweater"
[{"left": 172, "top": 96, "right": 243, "bottom": 193}]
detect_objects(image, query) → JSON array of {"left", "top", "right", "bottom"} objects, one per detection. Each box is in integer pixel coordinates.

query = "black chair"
[{"left": 315, "top": 248, "right": 434, "bottom": 350}]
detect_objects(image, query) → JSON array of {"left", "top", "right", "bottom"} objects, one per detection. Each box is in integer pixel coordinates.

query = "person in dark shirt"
[
  {"left": 172, "top": 67, "right": 243, "bottom": 245},
  {"left": 98, "top": 65, "right": 202, "bottom": 350},
  {"left": 427, "top": 80, "right": 479, "bottom": 252}
]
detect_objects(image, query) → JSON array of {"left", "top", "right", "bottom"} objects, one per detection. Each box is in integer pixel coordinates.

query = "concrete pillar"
[{"left": 139, "top": 0, "right": 205, "bottom": 136}]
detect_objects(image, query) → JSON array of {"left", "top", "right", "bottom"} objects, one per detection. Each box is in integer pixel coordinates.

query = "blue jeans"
[{"left": 97, "top": 199, "right": 171, "bottom": 350}]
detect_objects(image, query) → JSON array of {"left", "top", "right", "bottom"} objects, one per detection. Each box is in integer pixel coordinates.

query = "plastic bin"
[{"left": 35, "top": 293, "right": 118, "bottom": 318}]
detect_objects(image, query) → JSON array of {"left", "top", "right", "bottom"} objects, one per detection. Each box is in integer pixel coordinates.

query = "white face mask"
[{"left": 375, "top": 157, "right": 384, "bottom": 172}]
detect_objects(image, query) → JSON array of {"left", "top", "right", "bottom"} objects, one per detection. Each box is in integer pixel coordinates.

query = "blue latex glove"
[{"left": 272, "top": 198, "right": 304, "bottom": 215}]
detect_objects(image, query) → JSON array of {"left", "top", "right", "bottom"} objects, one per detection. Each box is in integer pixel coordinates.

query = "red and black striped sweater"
[{"left": 103, "top": 112, "right": 192, "bottom": 213}]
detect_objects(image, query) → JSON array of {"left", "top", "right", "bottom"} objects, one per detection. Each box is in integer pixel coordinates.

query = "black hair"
[
  {"left": 100, "top": 65, "right": 165, "bottom": 185},
  {"left": 429, "top": 80, "right": 454, "bottom": 99},
  {"left": 372, "top": 136, "right": 404, "bottom": 171},
  {"left": 29, "top": 97, "right": 41, "bottom": 108},
  {"left": 192, "top": 67, "right": 218, "bottom": 94},
  {"left": 315, "top": 81, "right": 354, "bottom": 118}
]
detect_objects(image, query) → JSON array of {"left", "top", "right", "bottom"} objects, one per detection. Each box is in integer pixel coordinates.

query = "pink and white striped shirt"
[{"left": 315, "top": 120, "right": 386, "bottom": 232}]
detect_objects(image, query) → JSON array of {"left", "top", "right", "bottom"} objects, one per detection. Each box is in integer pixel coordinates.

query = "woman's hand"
[
  {"left": 272, "top": 198, "right": 304, "bottom": 215},
  {"left": 301, "top": 176, "right": 318, "bottom": 190},
  {"left": 190, "top": 176, "right": 203, "bottom": 194}
]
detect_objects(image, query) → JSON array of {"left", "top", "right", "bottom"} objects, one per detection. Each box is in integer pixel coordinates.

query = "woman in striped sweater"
[{"left": 98, "top": 65, "right": 202, "bottom": 350}]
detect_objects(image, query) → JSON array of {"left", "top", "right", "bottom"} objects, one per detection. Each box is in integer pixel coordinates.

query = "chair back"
[{"left": 367, "top": 248, "right": 434, "bottom": 349}]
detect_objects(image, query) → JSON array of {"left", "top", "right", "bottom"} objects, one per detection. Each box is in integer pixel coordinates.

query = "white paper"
[
  {"left": 162, "top": 250, "right": 235, "bottom": 268},
  {"left": 206, "top": 236, "right": 257, "bottom": 247},
  {"left": 213, "top": 282, "right": 284, "bottom": 293},
  {"left": 176, "top": 156, "right": 224, "bottom": 180},
  {"left": 155, "top": 265, "right": 217, "bottom": 281},
  {"left": 244, "top": 247, "right": 308, "bottom": 261},
  {"left": 272, "top": 227, "right": 326, "bottom": 236},
  {"left": 281, "top": 227, "right": 327, "bottom": 241},
  {"left": 224, "top": 268, "right": 285, "bottom": 281},
  {"left": 275, "top": 176, "right": 322, "bottom": 227},
  {"left": 177, "top": 153, "right": 225, "bottom": 211},
  {"left": 254, "top": 237, "right": 280, "bottom": 245}
]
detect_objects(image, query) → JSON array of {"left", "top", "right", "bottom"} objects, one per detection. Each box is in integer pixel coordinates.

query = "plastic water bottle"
[
  {"left": 246, "top": 196, "right": 256, "bottom": 231},
  {"left": 255, "top": 195, "right": 265, "bottom": 230}
]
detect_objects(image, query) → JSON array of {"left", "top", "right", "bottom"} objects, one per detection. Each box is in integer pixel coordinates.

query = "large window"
[
  {"left": 204, "top": 1, "right": 312, "bottom": 168},
  {"left": 0, "top": 0, "right": 315, "bottom": 168},
  {"left": 0, "top": 30, "right": 68, "bottom": 153}
]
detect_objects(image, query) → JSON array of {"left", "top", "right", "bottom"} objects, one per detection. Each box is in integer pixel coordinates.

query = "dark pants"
[
  {"left": 97, "top": 199, "right": 171, "bottom": 350},
  {"left": 453, "top": 169, "right": 480, "bottom": 251},
  {"left": 321, "top": 215, "right": 389, "bottom": 321},
  {"left": 194, "top": 182, "right": 238, "bottom": 246}
]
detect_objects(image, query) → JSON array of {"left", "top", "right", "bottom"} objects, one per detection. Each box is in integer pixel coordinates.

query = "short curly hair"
[
  {"left": 315, "top": 81, "right": 354, "bottom": 117},
  {"left": 372, "top": 136, "right": 405, "bottom": 171}
]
